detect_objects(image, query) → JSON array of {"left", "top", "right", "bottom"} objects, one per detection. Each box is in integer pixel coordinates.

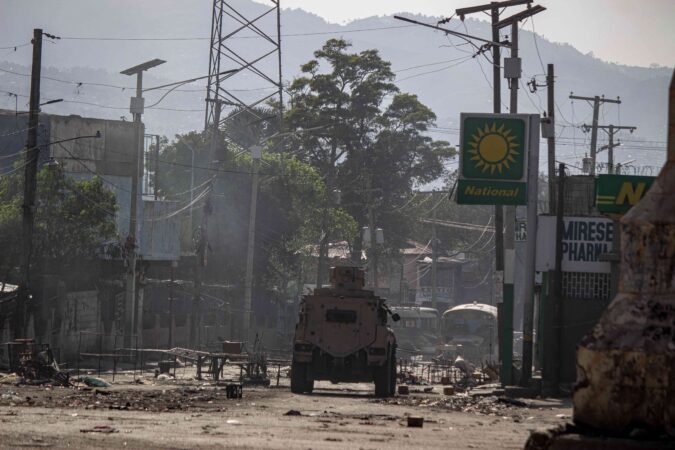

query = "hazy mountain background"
[{"left": 0, "top": 0, "right": 670, "bottom": 174}]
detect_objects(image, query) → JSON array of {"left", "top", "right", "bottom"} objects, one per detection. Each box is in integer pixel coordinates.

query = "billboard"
[
  {"left": 536, "top": 216, "right": 614, "bottom": 273},
  {"left": 595, "top": 174, "right": 655, "bottom": 215},
  {"left": 457, "top": 113, "right": 533, "bottom": 205}
]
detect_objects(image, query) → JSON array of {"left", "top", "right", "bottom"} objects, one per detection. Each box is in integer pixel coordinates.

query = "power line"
[
  {"left": 0, "top": 43, "right": 31, "bottom": 50},
  {"left": 57, "top": 25, "right": 416, "bottom": 42}
]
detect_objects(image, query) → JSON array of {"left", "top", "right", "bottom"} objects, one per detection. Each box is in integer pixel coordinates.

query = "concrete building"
[{"left": 0, "top": 110, "right": 185, "bottom": 365}]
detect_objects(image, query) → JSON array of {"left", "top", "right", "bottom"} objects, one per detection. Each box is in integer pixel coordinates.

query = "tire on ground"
[
  {"left": 291, "top": 360, "right": 309, "bottom": 394},
  {"left": 388, "top": 347, "right": 397, "bottom": 396},
  {"left": 374, "top": 349, "right": 392, "bottom": 398}
]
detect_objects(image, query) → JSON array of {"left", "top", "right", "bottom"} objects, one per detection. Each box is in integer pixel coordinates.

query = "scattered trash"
[
  {"left": 0, "top": 374, "right": 21, "bottom": 385},
  {"left": 156, "top": 374, "right": 174, "bottom": 382},
  {"left": 497, "top": 397, "right": 528, "bottom": 407},
  {"left": 284, "top": 410, "right": 302, "bottom": 416},
  {"left": 80, "top": 425, "right": 119, "bottom": 434},
  {"left": 374, "top": 392, "right": 529, "bottom": 418},
  {"left": 555, "top": 413, "right": 571, "bottom": 419},
  {"left": 407, "top": 416, "right": 424, "bottom": 428},
  {"left": 225, "top": 383, "right": 242, "bottom": 399},
  {"left": 225, "top": 419, "right": 242, "bottom": 425},
  {"left": 7, "top": 340, "right": 69, "bottom": 387},
  {"left": 80, "top": 377, "right": 111, "bottom": 388}
]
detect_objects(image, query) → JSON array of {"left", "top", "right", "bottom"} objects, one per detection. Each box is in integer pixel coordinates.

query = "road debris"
[
  {"left": 407, "top": 416, "right": 424, "bottom": 427},
  {"left": 80, "top": 425, "right": 119, "bottom": 434},
  {"left": 78, "top": 376, "right": 111, "bottom": 388},
  {"left": 373, "top": 392, "right": 530, "bottom": 417}
]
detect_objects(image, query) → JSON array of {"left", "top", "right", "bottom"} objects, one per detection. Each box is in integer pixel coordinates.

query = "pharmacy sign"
[{"left": 457, "top": 113, "right": 530, "bottom": 205}]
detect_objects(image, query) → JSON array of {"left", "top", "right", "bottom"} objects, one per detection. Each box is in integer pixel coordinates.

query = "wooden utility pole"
[
  {"left": 496, "top": 4, "right": 546, "bottom": 387},
  {"left": 456, "top": 0, "right": 541, "bottom": 387},
  {"left": 547, "top": 64, "right": 556, "bottom": 211},
  {"left": 569, "top": 94, "right": 621, "bottom": 175},
  {"left": 596, "top": 124, "right": 636, "bottom": 174},
  {"left": 456, "top": 0, "right": 533, "bottom": 281},
  {"left": 18, "top": 28, "right": 43, "bottom": 338}
]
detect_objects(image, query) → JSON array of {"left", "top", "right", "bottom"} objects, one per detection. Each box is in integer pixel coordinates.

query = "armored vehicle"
[{"left": 291, "top": 266, "right": 399, "bottom": 397}]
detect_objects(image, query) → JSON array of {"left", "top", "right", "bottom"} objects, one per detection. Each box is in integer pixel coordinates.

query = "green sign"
[
  {"left": 595, "top": 174, "right": 655, "bottom": 214},
  {"left": 461, "top": 116, "right": 526, "bottom": 180},
  {"left": 457, "top": 114, "right": 529, "bottom": 205},
  {"left": 457, "top": 179, "right": 527, "bottom": 205}
]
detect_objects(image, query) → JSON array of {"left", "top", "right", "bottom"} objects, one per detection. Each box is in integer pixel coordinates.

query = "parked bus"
[
  {"left": 441, "top": 302, "right": 497, "bottom": 364},
  {"left": 389, "top": 306, "right": 441, "bottom": 357}
]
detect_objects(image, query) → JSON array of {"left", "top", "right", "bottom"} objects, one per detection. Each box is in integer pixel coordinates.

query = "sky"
[{"left": 277, "top": 0, "right": 675, "bottom": 68}]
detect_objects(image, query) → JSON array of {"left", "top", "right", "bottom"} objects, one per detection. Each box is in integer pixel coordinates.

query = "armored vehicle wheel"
[
  {"left": 291, "top": 361, "right": 311, "bottom": 394},
  {"left": 389, "top": 347, "right": 397, "bottom": 396},
  {"left": 374, "top": 349, "right": 393, "bottom": 397}
]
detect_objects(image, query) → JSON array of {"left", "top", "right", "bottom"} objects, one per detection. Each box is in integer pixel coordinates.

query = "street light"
[
  {"left": 243, "top": 145, "right": 262, "bottom": 341},
  {"left": 120, "top": 58, "right": 166, "bottom": 348}
]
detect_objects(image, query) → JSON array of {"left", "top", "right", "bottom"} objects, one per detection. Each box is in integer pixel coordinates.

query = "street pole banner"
[{"left": 457, "top": 113, "right": 530, "bottom": 205}]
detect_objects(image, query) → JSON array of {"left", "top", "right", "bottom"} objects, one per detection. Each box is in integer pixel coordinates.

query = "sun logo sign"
[
  {"left": 469, "top": 123, "right": 520, "bottom": 176},
  {"left": 457, "top": 114, "right": 529, "bottom": 205}
]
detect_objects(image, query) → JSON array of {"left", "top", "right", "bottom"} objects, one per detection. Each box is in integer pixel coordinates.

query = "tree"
[
  {"left": 0, "top": 164, "right": 117, "bottom": 282},
  {"left": 154, "top": 111, "right": 356, "bottom": 294},
  {"left": 285, "top": 39, "right": 455, "bottom": 261}
]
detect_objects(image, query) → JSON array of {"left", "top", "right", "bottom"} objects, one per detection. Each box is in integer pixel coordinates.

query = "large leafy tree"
[
  {"left": 154, "top": 107, "right": 356, "bottom": 293},
  {"left": 285, "top": 39, "right": 455, "bottom": 261},
  {"left": 0, "top": 165, "right": 117, "bottom": 282}
]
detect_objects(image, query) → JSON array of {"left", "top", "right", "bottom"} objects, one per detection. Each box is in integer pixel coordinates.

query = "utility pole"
[
  {"left": 456, "top": 0, "right": 533, "bottom": 283},
  {"left": 431, "top": 197, "right": 438, "bottom": 310},
  {"left": 455, "top": 0, "right": 541, "bottom": 387},
  {"left": 596, "top": 124, "right": 636, "bottom": 174},
  {"left": 546, "top": 65, "right": 556, "bottom": 212},
  {"left": 496, "top": 4, "right": 545, "bottom": 387},
  {"left": 569, "top": 94, "right": 621, "bottom": 175},
  {"left": 368, "top": 201, "right": 379, "bottom": 290},
  {"left": 121, "top": 58, "right": 166, "bottom": 348},
  {"left": 243, "top": 145, "right": 262, "bottom": 341},
  {"left": 18, "top": 28, "right": 43, "bottom": 339},
  {"left": 551, "top": 163, "right": 565, "bottom": 391}
]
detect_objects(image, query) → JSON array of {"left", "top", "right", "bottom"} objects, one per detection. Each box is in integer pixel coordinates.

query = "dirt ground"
[{"left": 0, "top": 370, "right": 572, "bottom": 449}]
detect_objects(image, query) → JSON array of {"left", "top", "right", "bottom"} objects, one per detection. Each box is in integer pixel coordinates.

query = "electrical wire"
[
  {"left": 58, "top": 25, "right": 416, "bottom": 42},
  {"left": 396, "top": 55, "right": 474, "bottom": 82},
  {"left": 0, "top": 43, "right": 31, "bottom": 50},
  {"left": 530, "top": 16, "right": 547, "bottom": 74}
]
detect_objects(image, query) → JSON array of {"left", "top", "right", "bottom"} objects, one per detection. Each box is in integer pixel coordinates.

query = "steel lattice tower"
[{"left": 204, "top": 0, "right": 283, "bottom": 141}]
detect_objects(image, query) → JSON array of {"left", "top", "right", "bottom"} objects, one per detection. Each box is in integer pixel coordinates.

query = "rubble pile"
[
  {"left": 373, "top": 393, "right": 529, "bottom": 417},
  {"left": 0, "top": 385, "right": 259, "bottom": 412}
]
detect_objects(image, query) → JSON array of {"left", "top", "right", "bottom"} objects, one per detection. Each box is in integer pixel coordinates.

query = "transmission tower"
[{"left": 204, "top": 0, "right": 283, "bottom": 142}]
